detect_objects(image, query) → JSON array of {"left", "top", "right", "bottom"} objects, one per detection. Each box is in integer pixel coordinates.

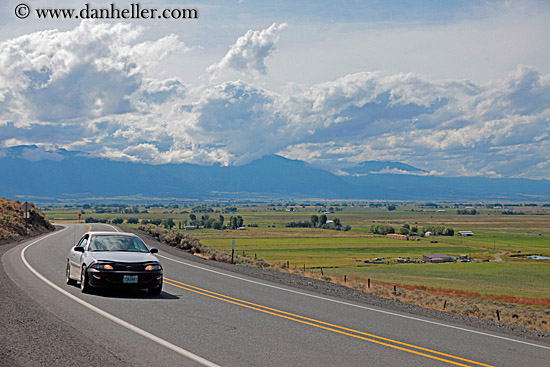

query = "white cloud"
[
  {"left": 206, "top": 23, "right": 287, "bottom": 79},
  {"left": 1, "top": 21, "right": 549, "bottom": 179},
  {"left": 0, "top": 21, "right": 186, "bottom": 125}
]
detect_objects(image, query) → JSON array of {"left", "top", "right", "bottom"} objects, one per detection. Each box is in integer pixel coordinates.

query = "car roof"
[{"left": 85, "top": 231, "right": 138, "bottom": 237}]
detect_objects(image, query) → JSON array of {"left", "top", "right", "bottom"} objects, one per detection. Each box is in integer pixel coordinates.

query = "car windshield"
[{"left": 88, "top": 235, "right": 149, "bottom": 253}]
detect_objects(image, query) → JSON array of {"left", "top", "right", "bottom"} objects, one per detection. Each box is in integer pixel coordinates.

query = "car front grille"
[{"left": 112, "top": 262, "right": 148, "bottom": 271}]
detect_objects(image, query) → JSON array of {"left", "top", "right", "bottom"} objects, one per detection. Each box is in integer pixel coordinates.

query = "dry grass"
[
  {"left": 0, "top": 198, "right": 54, "bottom": 243},
  {"left": 278, "top": 267, "right": 550, "bottom": 332}
]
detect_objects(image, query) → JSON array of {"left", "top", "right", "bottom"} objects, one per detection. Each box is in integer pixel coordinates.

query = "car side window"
[{"left": 77, "top": 236, "right": 88, "bottom": 248}]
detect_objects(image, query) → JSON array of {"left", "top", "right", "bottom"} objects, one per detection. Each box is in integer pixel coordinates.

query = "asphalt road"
[{"left": 3, "top": 223, "right": 550, "bottom": 366}]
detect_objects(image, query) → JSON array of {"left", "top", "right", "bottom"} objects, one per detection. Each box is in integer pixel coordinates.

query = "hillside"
[{"left": 0, "top": 198, "right": 55, "bottom": 245}]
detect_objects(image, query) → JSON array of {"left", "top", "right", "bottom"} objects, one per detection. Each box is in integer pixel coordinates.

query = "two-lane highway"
[{"left": 4, "top": 224, "right": 550, "bottom": 366}]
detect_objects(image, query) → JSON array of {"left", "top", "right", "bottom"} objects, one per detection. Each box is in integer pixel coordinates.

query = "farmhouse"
[
  {"left": 458, "top": 231, "right": 474, "bottom": 236},
  {"left": 423, "top": 254, "right": 453, "bottom": 263}
]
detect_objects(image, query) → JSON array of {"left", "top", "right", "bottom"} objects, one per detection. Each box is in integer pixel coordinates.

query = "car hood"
[{"left": 88, "top": 251, "right": 159, "bottom": 263}]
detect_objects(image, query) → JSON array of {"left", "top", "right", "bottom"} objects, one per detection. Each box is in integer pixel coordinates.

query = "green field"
[
  {"left": 42, "top": 202, "right": 550, "bottom": 299},
  {"left": 326, "top": 262, "right": 550, "bottom": 299}
]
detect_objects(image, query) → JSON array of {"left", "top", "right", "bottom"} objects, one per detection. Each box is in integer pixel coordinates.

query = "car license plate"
[{"left": 123, "top": 275, "right": 138, "bottom": 284}]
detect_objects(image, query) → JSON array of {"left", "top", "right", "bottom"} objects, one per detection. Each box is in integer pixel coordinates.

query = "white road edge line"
[
  {"left": 157, "top": 253, "right": 550, "bottom": 351},
  {"left": 20, "top": 225, "right": 220, "bottom": 367}
]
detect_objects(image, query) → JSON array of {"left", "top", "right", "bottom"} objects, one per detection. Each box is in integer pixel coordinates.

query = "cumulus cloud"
[
  {"left": 0, "top": 21, "right": 186, "bottom": 125},
  {"left": 206, "top": 23, "right": 287, "bottom": 79},
  {"left": 1, "top": 21, "right": 549, "bottom": 179}
]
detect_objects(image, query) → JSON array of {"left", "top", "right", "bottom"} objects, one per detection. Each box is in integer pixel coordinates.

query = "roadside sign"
[{"left": 21, "top": 201, "right": 31, "bottom": 219}]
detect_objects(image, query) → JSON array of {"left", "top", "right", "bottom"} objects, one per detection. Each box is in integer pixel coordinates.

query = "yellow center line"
[{"left": 164, "top": 278, "right": 494, "bottom": 367}]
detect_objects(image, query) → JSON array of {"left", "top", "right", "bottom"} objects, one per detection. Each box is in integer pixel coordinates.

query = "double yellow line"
[{"left": 164, "top": 277, "right": 494, "bottom": 367}]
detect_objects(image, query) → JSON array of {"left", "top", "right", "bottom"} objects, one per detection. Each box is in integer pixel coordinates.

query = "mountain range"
[{"left": 1, "top": 146, "right": 549, "bottom": 202}]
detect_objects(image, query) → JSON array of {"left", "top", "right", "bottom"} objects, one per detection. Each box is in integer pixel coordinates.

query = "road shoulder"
[{"left": 0, "top": 233, "right": 131, "bottom": 366}]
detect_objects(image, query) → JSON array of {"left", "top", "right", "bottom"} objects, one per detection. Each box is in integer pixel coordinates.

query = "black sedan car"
[{"left": 66, "top": 232, "right": 163, "bottom": 295}]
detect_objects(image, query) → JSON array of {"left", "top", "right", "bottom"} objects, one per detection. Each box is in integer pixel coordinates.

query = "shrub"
[{"left": 369, "top": 224, "right": 395, "bottom": 235}]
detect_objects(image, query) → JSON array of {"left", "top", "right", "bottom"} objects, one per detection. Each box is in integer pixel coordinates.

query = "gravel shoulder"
[{"left": 125, "top": 226, "right": 550, "bottom": 345}]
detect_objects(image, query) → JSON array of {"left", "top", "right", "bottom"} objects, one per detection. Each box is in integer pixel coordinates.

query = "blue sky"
[{"left": 0, "top": 0, "right": 549, "bottom": 179}]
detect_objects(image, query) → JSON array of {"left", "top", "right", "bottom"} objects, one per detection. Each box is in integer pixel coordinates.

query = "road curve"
[{"left": 3, "top": 224, "right": 550, "bottom": 366}]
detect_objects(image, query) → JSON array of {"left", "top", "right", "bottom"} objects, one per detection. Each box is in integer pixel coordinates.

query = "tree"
[
  {"left": 112, "top": 218, "right": 124, "bottom": 224},
  {"left": 333, "top": 217, "right": 341, "bottom": 229},
  {"left": 229, "top": 215, "right": 244, "bottom": 229},
  {"left": 310, "top": 215, "right": 319, "bottom": 228},
  {"left": 398, "top": 226, "right": 410, "bottom": 235},
  {"left": 163, "top": 218, "right": 175, "bottom": 229},
  {"left": 189, "top": 213, "right": 196, "bottom": 222},
  {"left": 319, "top": 214, "right": 327, "bottom": 226},
  {"left": 369, "top": 224, "right": 395, "bottom": 235}
]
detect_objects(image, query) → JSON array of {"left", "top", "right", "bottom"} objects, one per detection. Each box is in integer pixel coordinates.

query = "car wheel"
[
  {"left": 66, "top": 262, "right": 77, "bottom": 286},
  {"left": 149, "top": 281, "right": 162, "bottom": 295},
  {"left": 80, "top": 266, "right": 91, "bottom": 293}
]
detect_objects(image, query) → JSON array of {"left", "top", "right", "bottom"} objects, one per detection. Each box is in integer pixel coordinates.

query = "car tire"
[
  {"left": 149, "top": 281, "right": 162, "bottom": 296},
  {"left": 80, "top": 266, "right": 92, "bottom": 293},
  {"left": 66, "top": 262, "right": 77, "bottom": 286}
]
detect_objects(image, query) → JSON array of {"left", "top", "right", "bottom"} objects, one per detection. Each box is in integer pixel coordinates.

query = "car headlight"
[
  {"left": 91, "top": 263, "right": 114, "bottom": 270},
  {"left": 145, "top": 263, "right": 161, "bottom": 271}
]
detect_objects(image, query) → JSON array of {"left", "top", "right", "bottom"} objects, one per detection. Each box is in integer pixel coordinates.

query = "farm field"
[{"left": 42, "top": 202, "right": 550, "bottom": 299}]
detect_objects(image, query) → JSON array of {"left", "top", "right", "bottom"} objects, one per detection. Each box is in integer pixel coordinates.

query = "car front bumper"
[{"left": 87, "top": 269, "right": 163, "bottom": 289}]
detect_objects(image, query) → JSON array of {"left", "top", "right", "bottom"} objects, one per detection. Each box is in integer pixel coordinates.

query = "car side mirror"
[
  {"left": 150, "top": 248, "right": 158, "bottom": 254},
  {"left": 74, "top": 246, "right": 84, "bottom": 253}
]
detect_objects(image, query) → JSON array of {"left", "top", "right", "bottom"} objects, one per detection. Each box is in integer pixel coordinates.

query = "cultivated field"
[{"left": 42, "top": 202, "right": 550, "bottom": 300}]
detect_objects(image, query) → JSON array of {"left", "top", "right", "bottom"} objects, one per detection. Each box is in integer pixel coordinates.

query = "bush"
[
  {"left": 421, "top": 225, "right": 455, "bottom": 236},
  {"left": 85, "top": 217, "right": 108, "bottom": 223},
  {"left": 286, "top": 221, "right": 312, "bottom": 228},
  {"left": 369, "top": 224, "right": 395, "bottom": 235}
]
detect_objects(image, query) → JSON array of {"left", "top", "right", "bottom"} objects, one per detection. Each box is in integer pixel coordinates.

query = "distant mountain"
[
  {"left": 342, "top": 161, "right": 426, "bottom": 175},
  {"left": 0, "top": 146, "right": 354, "bottom": 200},
  {"left": 1, "top": 146, "right": 549, "bottom": 201}
]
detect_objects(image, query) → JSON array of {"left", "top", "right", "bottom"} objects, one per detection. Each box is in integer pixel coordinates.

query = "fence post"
[{"left": 231, "top": 239, "right": 235, "bottom": 264}]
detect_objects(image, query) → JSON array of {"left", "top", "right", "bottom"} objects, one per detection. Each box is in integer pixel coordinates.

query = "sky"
[{"left": 0, "top": 0, "right": 549, "bottom": 179}]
